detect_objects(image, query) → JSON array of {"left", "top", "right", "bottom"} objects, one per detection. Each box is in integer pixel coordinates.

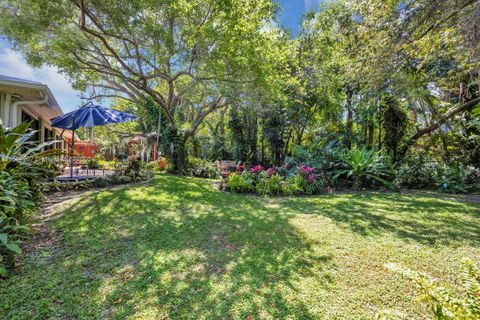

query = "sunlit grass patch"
[{"left": 1, "top": 174, "right": 479, "bottom": 319}]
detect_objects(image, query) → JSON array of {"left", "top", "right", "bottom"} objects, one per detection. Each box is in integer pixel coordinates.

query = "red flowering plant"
[
  {"left": 250, "top": 165, "right": 264, "bottom": 174},
  {"left": 297, "top": 164, "right": 315, "bottom": 177},
  {"left": 296, "top": 164, "right": 326, "bottom": 194},
  {"left": 306, "top": 174, "right": 315, "bottom": 183},
  {"left": 266, "top": 167, "right": 276, "bottom": 177}
]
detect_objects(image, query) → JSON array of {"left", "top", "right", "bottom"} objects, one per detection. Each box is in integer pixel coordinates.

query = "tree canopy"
[{"left": 1, "top": 0, "right": 480, "bottom": 170}]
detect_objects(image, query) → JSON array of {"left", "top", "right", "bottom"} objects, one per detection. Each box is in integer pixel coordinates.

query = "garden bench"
[{"left": 215, "top": 160, "right": 244, "bottom": 178}]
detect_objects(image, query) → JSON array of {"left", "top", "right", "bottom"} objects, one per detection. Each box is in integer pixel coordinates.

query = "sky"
[{"left": 0, "top": 0, "right": 323, "bottom": 112}]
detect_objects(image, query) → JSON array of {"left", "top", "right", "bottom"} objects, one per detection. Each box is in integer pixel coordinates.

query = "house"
[{"left": 0, "top": 74, "right": 71, "bottom": 150}]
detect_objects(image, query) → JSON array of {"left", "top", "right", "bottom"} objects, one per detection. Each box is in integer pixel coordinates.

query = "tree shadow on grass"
[
  {"left": 49, "top": 175, "right": 333, "bottom": 319},
  {"left": 282, "top": 192, "right": 480, "bottom": 246}
]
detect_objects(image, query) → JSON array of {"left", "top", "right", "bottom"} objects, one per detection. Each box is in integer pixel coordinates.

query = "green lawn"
[{"left": 1, "top": 175, "right": 479, "bottom": 319}]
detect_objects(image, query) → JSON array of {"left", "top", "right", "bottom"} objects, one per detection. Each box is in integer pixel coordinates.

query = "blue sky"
[
  {"left": 0, "top": 0, "right": 323, "bottom": 112},
  {"left": 277, "top": 0, "right": 324, "bottom": 35}
]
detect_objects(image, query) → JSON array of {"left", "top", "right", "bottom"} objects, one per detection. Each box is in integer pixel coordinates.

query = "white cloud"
[{"left": 0, "top": 47, "right": 81, "bottom": 112}]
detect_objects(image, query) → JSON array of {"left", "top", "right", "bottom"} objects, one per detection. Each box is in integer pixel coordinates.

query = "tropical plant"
[
  {"left": 256, "top": 174, "right": 283, "bottom": 196},
  {"left": 86, "top": 156, "right": 100, "bottom": 169},
  {"left": 395, "top": 154, "right": 438, "bottom": 189},
  {"left": 186, "top": 156, "right": 220, "bottom": 179},
  {"left": 0, "top": 121, "right": 59, "bottom": 276},
  {"left": 0, "top": 121, "right": 59, "bottom": 171},
  {"left": 379, "top": 259, "right": 480, "bottom": 319},
  {"left": 147, "top": 158, "right": 170, "bottom": 173},
  {"left": 436, "top": 165, "right": 480, "bottom": 194},
  {"left": 283, "top": 175, "right": 305, "bottom": 196},
  {"left": 226, "top": 173, "right": 254, "bottom": 194},
  {"left": 334, "top": 148, "right": 393, "bottom": 190},
  {"left": 125, "top": 158, "right": 142, "bottom": 179}
]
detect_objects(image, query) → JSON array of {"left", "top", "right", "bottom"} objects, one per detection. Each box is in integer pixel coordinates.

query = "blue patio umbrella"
[{"left": 51, "top": 102, "right": 137, "bottom": 178}]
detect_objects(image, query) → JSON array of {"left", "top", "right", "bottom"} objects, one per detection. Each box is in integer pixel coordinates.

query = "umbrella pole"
[{"left": 71, "top": 128, "right": 75, "bottom": 178}]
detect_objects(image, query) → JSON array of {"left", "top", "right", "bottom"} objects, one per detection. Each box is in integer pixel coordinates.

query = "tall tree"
[
  {"left": 346, "top": 0, "right": 480, "bottom": 159},
  {"left": 0, "top": 0, "right": 289, "bottom": 172}
]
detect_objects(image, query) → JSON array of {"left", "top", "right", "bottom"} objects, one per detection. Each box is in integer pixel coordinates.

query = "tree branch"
[{"left": 400, "top": 96, "right": 480, "bottom": 158}]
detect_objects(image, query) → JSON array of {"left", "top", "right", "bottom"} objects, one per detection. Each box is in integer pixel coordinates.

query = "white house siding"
[{"left": 0, "top": 75, "right": 68, "bottom": 150}]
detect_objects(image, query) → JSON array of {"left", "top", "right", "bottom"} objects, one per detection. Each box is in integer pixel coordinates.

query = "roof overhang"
[{"left": 0, "top": 76, "right": 63, "bottom": 116}]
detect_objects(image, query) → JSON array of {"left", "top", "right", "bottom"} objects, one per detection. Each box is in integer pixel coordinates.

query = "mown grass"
[{"left": 1, "top": 174, "right": 479, "bottom": 319}]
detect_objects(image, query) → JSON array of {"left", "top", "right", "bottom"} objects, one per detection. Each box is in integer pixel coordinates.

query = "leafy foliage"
[
  {"left": 395, "top": 154, "right": 439, "bottom": 189},
  {"left": 256, "top": 174, "right": 283, "bottom": 196},
  {"left": 225, "top": 172, "right": 254, "bottom": 194},
  {"left": 225, "top": 163, "right": 326, "bottom": 196},
  {"left": 185, "top": 156, "right": 220, "bottom": 179},
  {"left": 436, "top": 165, "right": 480, "bottom": 194},
  {"left": 382, "top": 97, "right": 408, "bottom": 164},
  {"left": 381, "top": 259, "right": 480, "bottom": 319},
  {"left": 0, "top": 121, "right": 58, "bottom": 276},
  {"left": 334, "top": 148, "right": 393, "bottom": 190}
]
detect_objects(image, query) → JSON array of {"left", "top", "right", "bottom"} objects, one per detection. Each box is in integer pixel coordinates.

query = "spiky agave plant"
[{"left": 333, "top": 148, "right": 393, "bottom": 190}]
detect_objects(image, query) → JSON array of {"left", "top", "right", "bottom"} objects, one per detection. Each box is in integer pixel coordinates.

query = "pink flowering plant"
[
  {"left": 294, "top": 164, "right": 326, "bottom": 194},
  {"left": 306, "top": 174, "right": 315, "bottom": 183},
  {"left": 266, "top": 167, "right": 276, "bottom": 177},
  {"left": 297, "top": 164, "right": 315, "bottom": 176},
  {"left": 250, "top": 165, "right": 264, "bottom": 174},
  {"left": 225, "top": 163, "right": 326, "bottom": 196}
]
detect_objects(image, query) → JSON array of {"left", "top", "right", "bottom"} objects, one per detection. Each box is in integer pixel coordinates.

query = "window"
[
  {"left": 21, "top": 111, "right": 40, "bottom": 143},
  {"left": 44, "top": 127, "right": 54, "bottom": 149}
]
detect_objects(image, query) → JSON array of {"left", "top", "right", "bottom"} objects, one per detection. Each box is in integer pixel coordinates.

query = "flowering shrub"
[
  {"left": 306, "top": 174, "right": 315, "bottom": 183},
  {"left": 225, "top": 164, "right": 327, "bottom": 196},
  {"left": 250, "top": 165, "right": 264, "bottom": 174},
  {"left": 297, "top": 164, "right": 315, "bottom": 176},
  {"left": 266, "top": 167, "right": 276, "bottom": 177}
]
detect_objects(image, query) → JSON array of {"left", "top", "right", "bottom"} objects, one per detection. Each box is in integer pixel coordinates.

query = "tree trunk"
[
  {"left": 163, "top": 125, "right": 189, "bottom": 174},
  {"left": 345, "top": 87, "right": 354, "bottom": 149},
  {"left": 368, "top": 124, "right": 374, "bottom": 146},
  {"left": 283, "top": 128, "right": 293, "bottom": 159}
]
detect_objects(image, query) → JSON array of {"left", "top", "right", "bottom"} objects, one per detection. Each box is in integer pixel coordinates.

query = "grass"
[{"left": 1, "top": 174, "right": 479, "bottom": 319}]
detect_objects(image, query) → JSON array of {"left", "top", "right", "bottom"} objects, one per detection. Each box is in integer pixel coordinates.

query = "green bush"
[
  {"left": 436, "top": 165, "right": 480, "bottom": 194},
  {"left": 395, "top": 154, "right": 438, "bottom": 189},
  {"left": 98, "top": 159, "right": 118, "bottom": 170},
  {"left": 379, "top": 259, "right": 480, "bottom": 319},
  {"left": 86, "top": 156, "right": 100, "bottom": 169},
  {"left": 256, "top": 174, "right": 283, "bottom": 196},
  {"left": 284, "top": 144, "right": 340, "bottom": 172},
  {"left": 0, "top": 121, "right": 57, "bottom": 276},
  {"left": 186, "top": 156, "right": 220, "bottom": 178},
  {"left": 305, "top": 176, "right": 326, "bottom": 195},
  {"left": 226, "top": 172, "right": 254, "bottom": 193},
  {"left": 0, "top": 171, "right": 34, "bottom": 276},
  {"left": 0, "top": 215, "right": 30, "bottom": 277},
  {"left": 125, "top": 158, "right": 142, "bottom": 178},
  {"left": 283, "top": 174, "right": 305, "bottom": 195}
]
